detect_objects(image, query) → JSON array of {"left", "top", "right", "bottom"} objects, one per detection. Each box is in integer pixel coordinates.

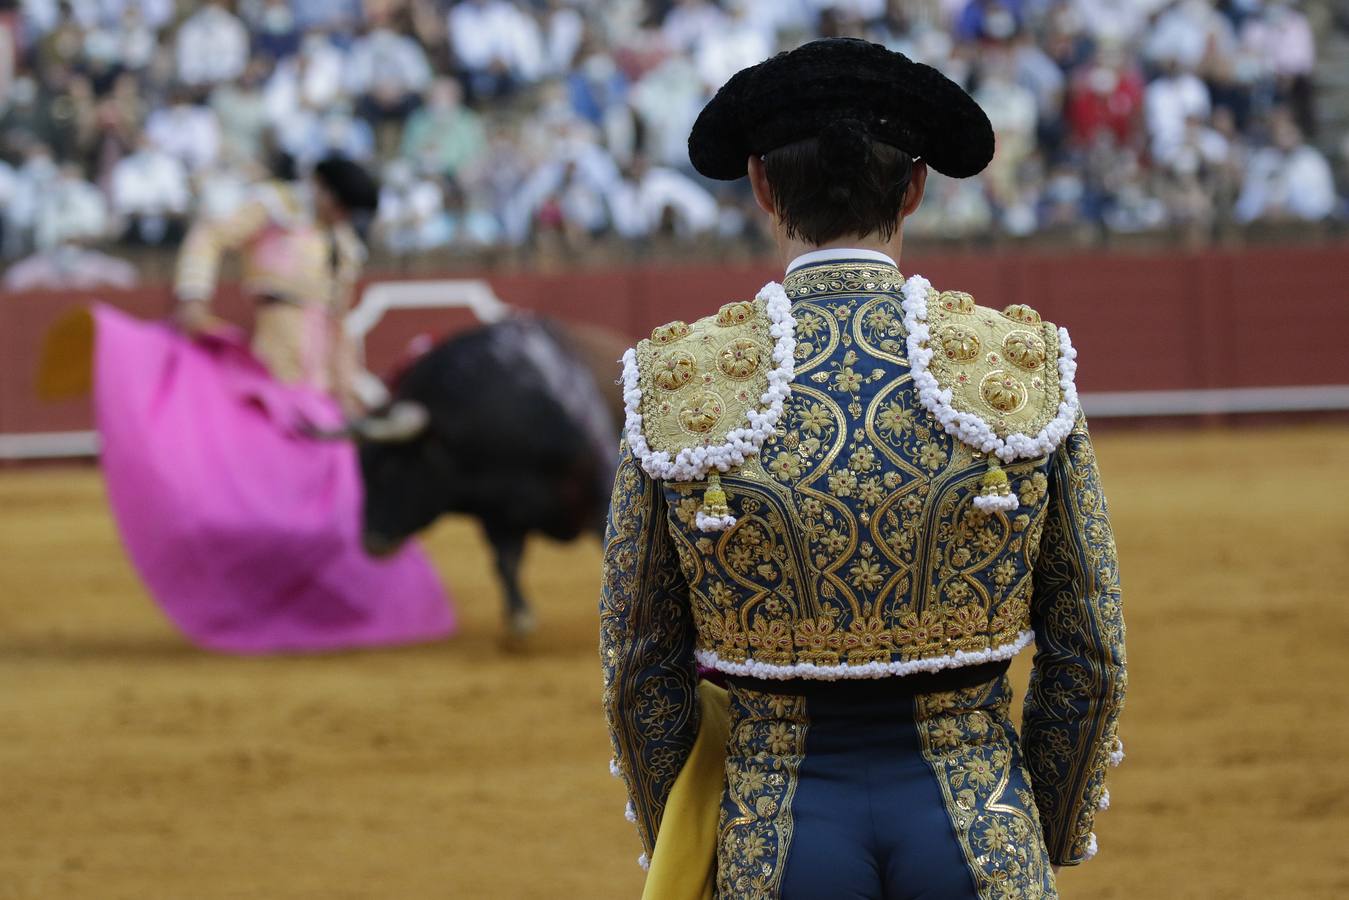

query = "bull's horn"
[{"left": 356, "top": 400, "right": 430, "bottom": 443}]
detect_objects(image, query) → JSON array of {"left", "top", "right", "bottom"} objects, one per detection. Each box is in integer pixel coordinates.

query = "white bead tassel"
[{"left": 973, "top": 493, "right": 1019, "bottom": 513}]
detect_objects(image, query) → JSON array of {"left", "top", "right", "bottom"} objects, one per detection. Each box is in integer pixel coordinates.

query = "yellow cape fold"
[{"left": 641, "top": 681, "right": 731, "bottom": 900}]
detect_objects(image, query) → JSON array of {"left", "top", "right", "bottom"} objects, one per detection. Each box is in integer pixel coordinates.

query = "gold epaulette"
[
  {"left": 924, "top": 293, "right": 1068, "bottom": 441},
  {"left": 633, "top": 299, "right": 775, "bottom": 460},
  {"left": 902, "top": 275, "right": 1079, "bottom": 512}
]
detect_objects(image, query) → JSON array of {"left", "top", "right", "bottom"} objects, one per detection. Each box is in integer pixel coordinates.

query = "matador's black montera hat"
[
  {"left": 688, "top": 38, "right": 994, "bottom": 181},
  {"left": 313, "top": 155, "right": 380, "bottom": 215}
]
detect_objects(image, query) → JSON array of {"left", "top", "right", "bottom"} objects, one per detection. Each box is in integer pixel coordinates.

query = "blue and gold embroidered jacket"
[{"left": 600, "top": 259, "right": 1126, "bottom": 867}]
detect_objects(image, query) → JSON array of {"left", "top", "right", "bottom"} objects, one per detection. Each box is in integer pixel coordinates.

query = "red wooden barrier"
[{"left": 3, "top": 243, "right": 1346, "bottom": 440}]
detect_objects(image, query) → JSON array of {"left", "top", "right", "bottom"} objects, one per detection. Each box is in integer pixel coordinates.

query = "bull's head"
[{"left": 317, "top": 400, "right": 449, "bottom": 558}]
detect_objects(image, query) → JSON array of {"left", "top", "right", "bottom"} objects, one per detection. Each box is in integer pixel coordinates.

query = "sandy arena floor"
[{"left": 2, "top": 425, "right": 1348, "bottom": 899}]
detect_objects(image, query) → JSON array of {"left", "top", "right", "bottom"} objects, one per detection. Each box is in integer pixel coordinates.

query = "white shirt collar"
[{"left": 786, "top": 247, "right": 898, "bottom": 274}]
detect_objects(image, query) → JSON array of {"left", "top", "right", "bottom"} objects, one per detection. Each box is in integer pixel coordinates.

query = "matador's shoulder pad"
[
  {"left": 899, "top": 275, "right": 1081, "bottom": 466},
  {"left": 620, "top": 284, "right": 796, "bottom": 484}
]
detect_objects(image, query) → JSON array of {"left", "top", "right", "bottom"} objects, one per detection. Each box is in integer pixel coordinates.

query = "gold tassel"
[
  {"left": 702, "top": 471, "right": 730, "bottom": 518},
  {"left": 979, "top": 458, "right": 1013, "bottom": 500}
]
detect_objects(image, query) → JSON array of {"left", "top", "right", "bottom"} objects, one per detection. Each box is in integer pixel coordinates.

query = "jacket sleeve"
[
  {"left": 599, "top": 441, "right": 699, "bottom": 866},
  {"left": 173, "top": 200, "right": 270, "bottom": 303},
  {"left": 1023, "top": 412, "right": 1128, "bottom": 866}
]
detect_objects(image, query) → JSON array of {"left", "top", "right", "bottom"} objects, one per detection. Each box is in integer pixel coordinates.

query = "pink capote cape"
[{"left": 93, "top": 305, "right": 455, "bottom": 653}]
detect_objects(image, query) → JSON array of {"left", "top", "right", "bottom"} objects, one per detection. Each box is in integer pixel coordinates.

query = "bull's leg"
[{"left": 486, "top": 528, "right": 535, "bottom": 640}]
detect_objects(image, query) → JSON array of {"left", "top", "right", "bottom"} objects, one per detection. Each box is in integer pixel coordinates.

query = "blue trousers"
[{"left": 715, "top": 671, "right": 1058, "bottom": 900}]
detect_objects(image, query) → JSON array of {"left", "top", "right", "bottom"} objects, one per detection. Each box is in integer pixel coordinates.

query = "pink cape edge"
[{"left": 92, "top": 304, "right": 456, "bottom": 654}]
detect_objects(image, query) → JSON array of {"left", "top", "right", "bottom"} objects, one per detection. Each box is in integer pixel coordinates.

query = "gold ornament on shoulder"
[
  {"left": 678, "top": 391, "right": 725, "bottom": 434},
  {"left": 936, "top": 324, "right": 981, "bottom": 362},
  {"left": 715, "top": 301, "right": 756, "bottom": 327},
  {"left": 651, "top": 321, "right": 691, "bottom": 344},
  {"left": 1002, "top": 304, "right": 1042, "bottom": 325},
  {"left": 653, "top": 350, "right": 696, "bottom": 391},
  {"left": 979, "top": 370, "right": 1028, "bottom": 414},
  {"left": 1002, "top": 330, "right": 1047, "bottom": 371},
  {"left": 717, "top": 339, "right": 762, "bottom": 380},
  {"left": 938, "top": 291, "right": 976, "bottom": 314}
]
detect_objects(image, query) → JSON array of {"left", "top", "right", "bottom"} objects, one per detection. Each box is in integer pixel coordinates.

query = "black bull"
[{"left": 334, "top": 317, "right": 629, "bottom": 638}]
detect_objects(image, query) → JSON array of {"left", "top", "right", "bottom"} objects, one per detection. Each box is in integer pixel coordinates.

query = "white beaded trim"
[
  {"left": 900, "top": 275, "right": 1080, "bottom": 463},
  {"left": 1098, "top": 788, "right": 1110, "bottom": 811},
  {"left": 1082, "top": 833, "right": 1099, "bottom": 861},
  {"left": 973, "top": 493, "right": 1020, "bottom": 513},
  {"left": 609, "top": 757, "right": 622, "bottom": 778},
  {"left": 621, "top": 282, "right": 797, "bottom": 483},
  {"left": 1108, "top": 738, "right": 1125, "bottom": 768},
  {"left": 637, "top": 852, "right": 650, "bottom": 871},
  {"left": 624, "top": 801, "right": 637, "bottom": 823},
  {"left": 695, "top": 629, "right": 1033, "bottom": 681},
  {"left": 694, "top": 510, "right": 737, "bottom": 532}
]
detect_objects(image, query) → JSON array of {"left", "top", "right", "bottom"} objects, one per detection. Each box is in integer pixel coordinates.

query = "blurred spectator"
[
  {"left": 1241, "top": 0, "right": 1316, "bottom": 134},
  {"left": 1145, "top": 58, "right": 1212, "bottom": 167},
  {"left": 399, "top": 77, "right": 486, "bottom": 178},
  {"left": 264, "top": 32, "right": 347, "bottom": 126},
  {"left": 212, "top": 58, "right": 271, "bottom": 166},
  {"left": 108, "top": 134, "right": 189, "bottom": 244},
  {"left": 447, "top": 0, "right": 544, "bottom": 99},
  {"left": 1235, "top": 111, "right": 1337, "bottom": 222},
  {"left": 662, "top": 0, "right": 729, "bottom": 54},
  {"left": 347, "top": 17, "right": 433, "bottom": 154},
  {"left": 145, "top": 92, "right": 220, "bottom": 173},
  {"left": 35, "top": 162, "right": 109, "bottom": 249},
  {"left": 612, "top": 154, "right": 720, "bottom": 239},
  {"left": 247, "top": 0, "right": 302, "bottom": 60},
  {"left": 1066, "top": 44, "right": 1145, "bottom": 149},
  {"left": 974, "top": 50, "right": 1038, "bottom": 210},
  {"left": 176, "top": 2, "right": 249, "bottom": 88},
  {"left": 1145, "top": 0, "right": 1238, "bottom": 71}
]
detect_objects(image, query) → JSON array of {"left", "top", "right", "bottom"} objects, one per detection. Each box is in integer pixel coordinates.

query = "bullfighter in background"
[
  {"left": 61, "top": 155, "right": 457, "bottom": 654},
  {"left": 599, "top": 39, "right": 1126, "bottom": 898},
  {"left": 174, "top": 155, "right": 378, "bottom": 416}
]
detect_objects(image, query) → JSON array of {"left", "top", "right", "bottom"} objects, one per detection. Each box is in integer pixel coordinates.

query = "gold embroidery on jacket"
[
  {"left": 716, "top": 686, "right": 808, "bottom": 898},
  {"left": 653, "top": 266, "right": 1080, "bottom": 673},
  {"left": 915, "top": 676, "right": 1058, "bottom": 898}
]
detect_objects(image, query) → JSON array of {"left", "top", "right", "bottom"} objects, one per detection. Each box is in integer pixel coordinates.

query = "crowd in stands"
[{"left": 0, "top": 0, "right": 1344, "bottom": 274}]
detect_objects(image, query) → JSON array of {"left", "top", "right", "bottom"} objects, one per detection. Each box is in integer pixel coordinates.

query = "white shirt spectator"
[
  {"left": 6, "top": 153, "right": 60, "bottom": 251},
  {"left": 630, "top": 56, "right": 707, "bottom": 168},
  {"left": 1235, "top": 144, "right": 1337, "bottom": 223},
  {"left": 145, "top": 104, "right": 221, "bottom": 174},
  {"left": 661, "top": 0, "right": 729, "bottom": 54},
  {"left": 502, "top": 135, "right": 624, "bottom": 243},
  {"left": 1073, "top": 0, "right": 1167, "bottom": 45},
  {"left": 738, "top": 0, "right": 813, "bottom": 34},
  {"left": 546, "top": 4, "right": 586, "bottom": 74},
  {"left": 612, "top": 165, "right": 720, "bottom": 238},
  {"left": 109, "top": 146, "right": 190, "bottom": 219},
  {"left": 345, "top": 28, "right": 433, "bottom": 98},
  {"left": 1145, "top": 71, "right": 1210, "bottom": 166},
  {"left": 1241, "top": 5, "right": 1315, "bottom": 78},
  {"left": 447, "top": 1, "right": 545, "bottom": 81},
  {"left": 1145, "top": 0, "right": 1236, "bottom": 70},
  {"left": 34, "top": 171, "right": 109, "bottom": 249},
  {"left": 176, "top": 3, "right": 249, "bottom": 87},
  {"left": 264, "top": 35, "right": 348, "bottom": 126},
  {"left": 695, "top": 14, "right": 773, "bottom": 91}
]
